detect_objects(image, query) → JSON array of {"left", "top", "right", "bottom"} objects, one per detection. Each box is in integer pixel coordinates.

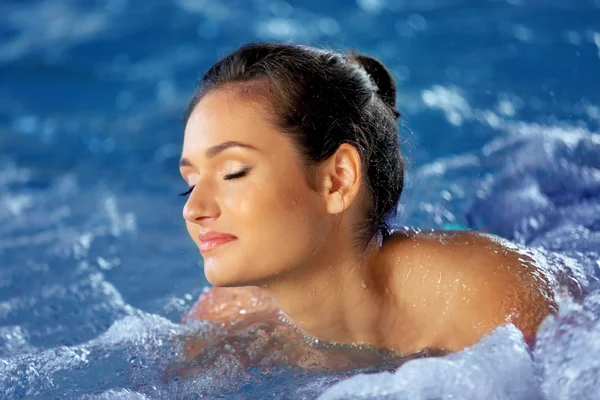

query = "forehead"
[{"left": 182, "top": 88, "right": 282, "bottom": 153}]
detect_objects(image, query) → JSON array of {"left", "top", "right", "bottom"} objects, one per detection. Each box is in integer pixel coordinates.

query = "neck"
[{"left": 261, "top": 231, "right": 389, "bottom": 347}]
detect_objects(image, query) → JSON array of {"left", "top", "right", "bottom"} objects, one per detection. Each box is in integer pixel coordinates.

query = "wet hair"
[{"left": 185, "top": 42, "right": 404, "bottom": 249}]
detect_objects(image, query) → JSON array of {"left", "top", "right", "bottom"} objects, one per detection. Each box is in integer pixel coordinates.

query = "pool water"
[{"left": 1, "top": 0, "right": 599, "bottom": 399}]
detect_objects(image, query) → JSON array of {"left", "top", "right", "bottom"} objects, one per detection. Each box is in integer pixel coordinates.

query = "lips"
[{"left": 198, "top": 232, "right": 237, "bottom": 253}]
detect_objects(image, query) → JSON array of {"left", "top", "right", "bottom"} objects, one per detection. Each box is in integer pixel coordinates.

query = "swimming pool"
[{"left": 1, "top": 0, "right": 599, "bottom": 398}]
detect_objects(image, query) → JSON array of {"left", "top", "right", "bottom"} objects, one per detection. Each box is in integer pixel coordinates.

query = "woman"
[{"left": 177, "top": 42, "right": 570, "bottom": 361}]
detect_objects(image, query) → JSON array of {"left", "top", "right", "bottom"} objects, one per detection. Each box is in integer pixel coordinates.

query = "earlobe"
[{"left": 326, "top": 189, "right": 346, "bottom": 215}]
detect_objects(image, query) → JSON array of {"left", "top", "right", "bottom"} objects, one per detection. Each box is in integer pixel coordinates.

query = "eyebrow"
[{"left": 179, "top": 141, "right": 258, "bottom": 167}]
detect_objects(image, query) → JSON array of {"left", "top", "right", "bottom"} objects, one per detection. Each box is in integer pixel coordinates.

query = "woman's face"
[{"left": 180, "top": 88, "right": 330, "bottom": 287}]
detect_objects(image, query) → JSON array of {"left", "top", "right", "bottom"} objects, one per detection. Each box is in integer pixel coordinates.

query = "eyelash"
[
  {"left": 178, "top": 168, "right": 250, "bottom": 197},
  {"left": 223, "top": 167, "right": 250, "bottom": 181},
  {"left": 178, "top": 186, "right": 194, "bottom": 197}
]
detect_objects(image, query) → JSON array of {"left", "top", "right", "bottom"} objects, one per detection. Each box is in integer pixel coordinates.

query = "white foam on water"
[
  {"left": 78, "top": 389, "right": 150, "bottom": 400},
  {"left": 0, "top": 325, "right": 35, "bottom": 358},
  {"left": 535, "top": 292, "right": 600, "bottom": 400},
  {"left": 318, "top": 324, "right": 542, "bottom": 400},
  {"left": 421, "top": 85, "right": 472, "bottom": 126},
  {"left": 0, "top": 312, "right": 193, "bottom": 399},
  {"left": 374, "top": 113, "right": 599, "bottom": 400},
  {"left": 316, "top": 294, "right": 600, "bottom": 400},
  {"left": 0, "top": 0, "right": 598, "bottom": 392}
]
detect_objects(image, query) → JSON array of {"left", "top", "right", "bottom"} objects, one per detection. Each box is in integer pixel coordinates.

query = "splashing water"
[{"left": 1, "top": 0, "right": 599, "bottom": 399}]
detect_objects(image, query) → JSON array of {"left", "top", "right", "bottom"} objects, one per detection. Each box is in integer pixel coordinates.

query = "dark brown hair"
[{"left": 185, "top": 42, "right": 404, "bottom": 248}]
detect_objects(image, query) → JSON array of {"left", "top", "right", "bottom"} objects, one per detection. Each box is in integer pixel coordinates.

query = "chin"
[
  {"left": 203, "top": 266, "right": 237, "bottom": 287},
  {"left": 202, "top": 261, "right": 263, "bottom": 288}
]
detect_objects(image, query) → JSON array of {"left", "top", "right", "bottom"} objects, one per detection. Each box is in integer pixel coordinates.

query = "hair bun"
[{"left": 350, "top": 52, "right": 401, "bottom": 118}]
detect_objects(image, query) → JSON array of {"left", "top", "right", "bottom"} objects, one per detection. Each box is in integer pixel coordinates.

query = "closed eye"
[
  {"left": 179, "top": 167, "right": 249, "bottom": 196},
  {"left": 224, "top": 167, "right": 250, "bottom": 181},
  {"left": 178, "top": 186, "right": 195, "bottom": 197}
]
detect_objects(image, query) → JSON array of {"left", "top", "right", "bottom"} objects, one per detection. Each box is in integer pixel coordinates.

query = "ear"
[{"left": 317, "top": 143, "right": 362, "bottom": 215}]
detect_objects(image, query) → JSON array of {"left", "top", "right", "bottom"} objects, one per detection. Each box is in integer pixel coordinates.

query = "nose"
[{"left": 182, "top": 185, "right": 221, "bottom": 224}]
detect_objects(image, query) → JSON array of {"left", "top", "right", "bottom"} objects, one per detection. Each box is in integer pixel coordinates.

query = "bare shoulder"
[
  {"left": 383, "top": 229, "right": 556, "bottom": 290},
  {"left": 182, "top": 286, "right": 279, "bottom": 324},
  {"left": 381, "top": 229, "right": 557, "bottom": 351}
]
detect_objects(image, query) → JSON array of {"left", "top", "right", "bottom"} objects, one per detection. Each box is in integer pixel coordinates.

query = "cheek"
[
  {"left": 226, "top": 175, "right": 324, "bottom": 255},
  {"left": 202, "top": 172, "right": 328, "bottom": 285},
  {"left": 225, "top": 174, "right": 317, "bottom": 223}
]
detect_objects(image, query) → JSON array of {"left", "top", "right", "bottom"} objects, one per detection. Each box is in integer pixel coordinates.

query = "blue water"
[{"left": 1, "top": 0, "right": 600, "bottom": 399}]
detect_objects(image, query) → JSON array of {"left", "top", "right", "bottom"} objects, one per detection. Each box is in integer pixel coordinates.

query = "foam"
[
  {"left": 318, "top": 325, "right": 541, "bottom": 400},
  {"left": 535, "top": 292, "right": 600, "bottom": 400}
]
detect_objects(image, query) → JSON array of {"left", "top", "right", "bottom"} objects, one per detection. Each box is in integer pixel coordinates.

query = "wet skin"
[{"left": 178, "top": 86, "right": 565, "bottom": 365}]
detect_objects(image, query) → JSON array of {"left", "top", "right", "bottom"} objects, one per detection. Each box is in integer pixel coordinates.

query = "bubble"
[
  {"left": 14, "top": 115, "right": 38, "bottom": 134},
  {"left": 564, "top": 31, "right": 582, "bottom": 45},
  {"left": 317, "top": 18, "right": 340, "bottom": 36},
  {"left": 270, "top": 1, "right": 293, "bottom": 17},
  {"left": 498, "top": 100, "right": 516, "bottom": 117},
  {"left": 513, "top": 24, "right": 534, "bottom": 43},
  {"left": 155, "top": 80, "right": 176, "bottom": 104},
  {"left": 355, "top": 0, "right": 386, "bottom": 14},
  {"left": 407, "top": 13, "right": 427, "bottom": 31},
  {"left": 257, "top": 18, "right": 298, "bottom": 39}
]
